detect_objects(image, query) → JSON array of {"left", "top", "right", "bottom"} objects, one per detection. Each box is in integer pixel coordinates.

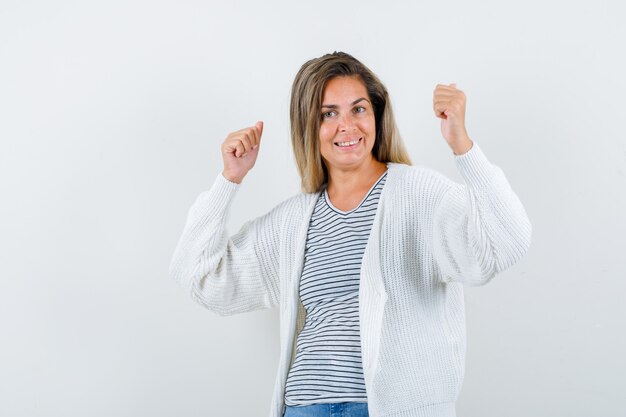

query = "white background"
[{"left": 1, "top": 1, "right": 625, "bottom": 416}]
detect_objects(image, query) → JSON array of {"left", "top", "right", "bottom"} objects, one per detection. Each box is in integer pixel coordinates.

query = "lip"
[{"left": 334, "top": 137, "right": 362, "bottom": 149}]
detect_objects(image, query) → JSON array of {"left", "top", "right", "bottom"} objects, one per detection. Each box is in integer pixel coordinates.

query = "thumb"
[{"left": 255, "top": 120, "right": 264, "bottom": 138}]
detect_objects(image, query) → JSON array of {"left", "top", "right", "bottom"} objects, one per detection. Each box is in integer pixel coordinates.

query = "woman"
[{"left": 169, "top": 52, "right": 532, "bottom": 417}]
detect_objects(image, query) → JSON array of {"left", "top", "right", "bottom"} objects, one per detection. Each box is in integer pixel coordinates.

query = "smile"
[{"left": 334, "top": 138, "right": 362, "bottom": 147}]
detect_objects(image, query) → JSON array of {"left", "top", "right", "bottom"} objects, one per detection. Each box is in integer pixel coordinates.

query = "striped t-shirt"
[{"left": 284, "top": 170, "right": 388, "bottom": 406}]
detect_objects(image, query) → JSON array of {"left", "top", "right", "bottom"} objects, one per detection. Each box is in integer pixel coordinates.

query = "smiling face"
[{"left": 318, "top": 76, "right": 378, "bottom": 174}]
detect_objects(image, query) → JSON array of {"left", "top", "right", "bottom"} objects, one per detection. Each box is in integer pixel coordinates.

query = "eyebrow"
[{"left": 321, "top": 97, "right": 370, "bottom": 108}]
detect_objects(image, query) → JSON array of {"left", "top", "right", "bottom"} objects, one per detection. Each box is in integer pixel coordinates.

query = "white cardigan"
[{"left": 168, "top": 142, "right": 532, "bottom": 417}]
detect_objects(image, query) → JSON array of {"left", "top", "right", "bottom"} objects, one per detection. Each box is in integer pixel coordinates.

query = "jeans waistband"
[{"left": 284, "top": 402, "right": 369, "bottom": 417}]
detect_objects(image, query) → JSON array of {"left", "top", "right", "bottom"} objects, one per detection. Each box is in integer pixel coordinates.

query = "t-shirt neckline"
[{"left": 323, "top": 169, "right": 388, "bottom": 215}]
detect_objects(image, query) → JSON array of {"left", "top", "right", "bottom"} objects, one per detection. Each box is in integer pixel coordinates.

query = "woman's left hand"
[{"left": 433, "top": 83, "right": 474, "bottom": 155}]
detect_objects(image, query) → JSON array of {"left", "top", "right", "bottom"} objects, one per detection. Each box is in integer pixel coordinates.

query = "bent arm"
[
  {"left": 168, "top": 174, "right": 280, "bottom": 316},
  {"left": 432, "top": 142, "right": 532, "bottom": 286}
]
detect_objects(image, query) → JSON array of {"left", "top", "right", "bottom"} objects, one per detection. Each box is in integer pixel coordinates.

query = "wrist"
[
  {"left": 221, "top": 171, "right": 243, "bottom": 184},
  {"left": 451, "top": 137, "right": 474, "bottom": 156}
]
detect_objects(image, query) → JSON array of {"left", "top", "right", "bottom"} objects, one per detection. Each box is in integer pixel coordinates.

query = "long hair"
[{"left": 289, "top": 51, "right": 412, "bottom": 193}]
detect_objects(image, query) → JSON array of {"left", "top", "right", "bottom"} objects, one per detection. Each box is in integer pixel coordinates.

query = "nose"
[{"left": 338, "top": 112, "right": 356, "bottom": 132}]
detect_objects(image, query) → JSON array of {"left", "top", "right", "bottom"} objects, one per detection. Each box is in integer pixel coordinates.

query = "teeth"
[{"left": 336, "top": 138, "right": 360, "bottom": 147}]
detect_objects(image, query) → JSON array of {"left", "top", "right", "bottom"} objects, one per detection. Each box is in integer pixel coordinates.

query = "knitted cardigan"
[{"left": 168, "top": 142, "right": 532, "bottom": 417}]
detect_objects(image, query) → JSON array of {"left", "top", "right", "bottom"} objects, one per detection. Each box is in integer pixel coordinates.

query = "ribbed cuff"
[
  {"left": 453, "top": 141, "right": 496, "bottom": 189},
  {"left": 195, "top": 172, "right": 240, "bottom": 214}
]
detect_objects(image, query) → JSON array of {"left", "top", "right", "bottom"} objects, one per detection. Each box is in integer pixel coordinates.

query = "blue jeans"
[{"left": 283, "top": 402, "right": 369, "bottom": 417}]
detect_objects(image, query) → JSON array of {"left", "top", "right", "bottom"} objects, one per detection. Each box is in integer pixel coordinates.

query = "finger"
[
  {"left": 234, "top": 125, "right": 260, "bottom": 147},
  {"left": 434, "top": 84, "right": 459, "bottom": 94},
  {"left": 434, "top": 93, "right": 464, "bottom": 105},
  {"left": 223, "top": 139, "right": 244, "bottom": 158},
  {"left": 433, "top": 87, "right": 462, "bottom": 96},
  {"left": 224, "top": 133, "right": 250, "bottom": 157},
  {"left": 433, "top": 101, "right": 450, "bottom": 118},
  {"left": 433, "top": 97, "right": 453, "bottom": 104},
  {"left": 252, "top": 122, "right": 262, "bottom": 150},
  {"left": 435, "top": 83, "right": 456, "bottom": 90},
  {"left": 252, "top": 121, "right": 263, "bottom": 148},
  {"left": 235, "top": 141, "right": 246, "bottom": 158},
  {"left": 250, "top": 125, "right": 260, "bottom": 147},
  {"left": 239, "top": 133, "right": 253, "bottom": 153},
  {"left": 435, "top": 101, "right": 463, "bottom": 118},
  {"left": 222, "top": 136, "right": 238, "bottom": 153},
  {"left": 433, "top": 98, "right": 452, "bottom": 110},
  {"left": 239, "top": 126, "right": 258, "bottom": 149},
  {"left": 433, "top": 102, "right": 445, "bottom": 118},
  {"left": 433, "top": 91, "right": 456, "bottom": 101}
]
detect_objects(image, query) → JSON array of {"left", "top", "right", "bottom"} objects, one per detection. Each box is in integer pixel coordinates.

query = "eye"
[
  {"left": 354, "top": 106, "right": 366, "bottom": 113},
  {"left": 322, "top": 110, "right": 336, "bottom": 119}
]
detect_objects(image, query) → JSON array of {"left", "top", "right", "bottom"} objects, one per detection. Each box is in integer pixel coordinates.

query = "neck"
[{"left": 326, "top": 156, "right": 388, "bottom": 197}]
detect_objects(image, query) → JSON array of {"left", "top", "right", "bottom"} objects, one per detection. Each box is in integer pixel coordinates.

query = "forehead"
[{"left": 322, "top": 76, "right": 369, "bottom": 102}]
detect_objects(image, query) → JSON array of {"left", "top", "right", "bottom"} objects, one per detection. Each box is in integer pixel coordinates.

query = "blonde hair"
[{"left": 290, "top": 51, "right": 412, "bottom": 193}]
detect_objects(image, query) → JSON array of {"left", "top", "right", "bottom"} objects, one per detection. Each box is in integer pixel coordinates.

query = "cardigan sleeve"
[
  {"left": 432, "top": 142, "right": 532, "bottom": 286},
  {"left": 168, "top": 173, "right": 281, "bottom": 316}
]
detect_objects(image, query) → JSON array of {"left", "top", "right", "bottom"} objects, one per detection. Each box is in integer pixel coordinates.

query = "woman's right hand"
[{"left": 220, "top": 121, "right": 263, "bottom": 184}]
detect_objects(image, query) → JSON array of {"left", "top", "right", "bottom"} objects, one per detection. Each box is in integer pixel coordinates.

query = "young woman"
[{"left": 169, "top": 51, "right": 532, "bottom": 417}]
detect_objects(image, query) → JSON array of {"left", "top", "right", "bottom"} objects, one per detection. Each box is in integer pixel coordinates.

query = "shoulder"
[
  {"left": 265, "top": 189, "right": 319, "bottom": 218},
  {"left": 382, "top": 162, "right": 458, "bottom": 213},
  {"left": 239, "top": 189, "right": 318, "bottom": 239},
  {"left": 387, "top": 162, "right": 455, "bottom": 191}
]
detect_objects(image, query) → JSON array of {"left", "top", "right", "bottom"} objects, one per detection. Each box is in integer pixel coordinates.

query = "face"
[{"left": 318, "top": 76, "right": 377, "bottom": 173}]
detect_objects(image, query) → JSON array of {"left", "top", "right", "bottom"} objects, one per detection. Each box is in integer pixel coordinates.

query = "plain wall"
[{"left": 1, "top": 0, "right": 624, "bottom": 416}]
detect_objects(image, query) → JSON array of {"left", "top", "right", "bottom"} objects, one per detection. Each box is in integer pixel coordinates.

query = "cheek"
[
  {"left": 369, "top": 115, "right": 377, "bottom": 131},
  {"left": 319, "top": 124, "right": 333, "bottom": 144},
  {"left": 361, "top": 116, "right": 376, "bottom": 136}
]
